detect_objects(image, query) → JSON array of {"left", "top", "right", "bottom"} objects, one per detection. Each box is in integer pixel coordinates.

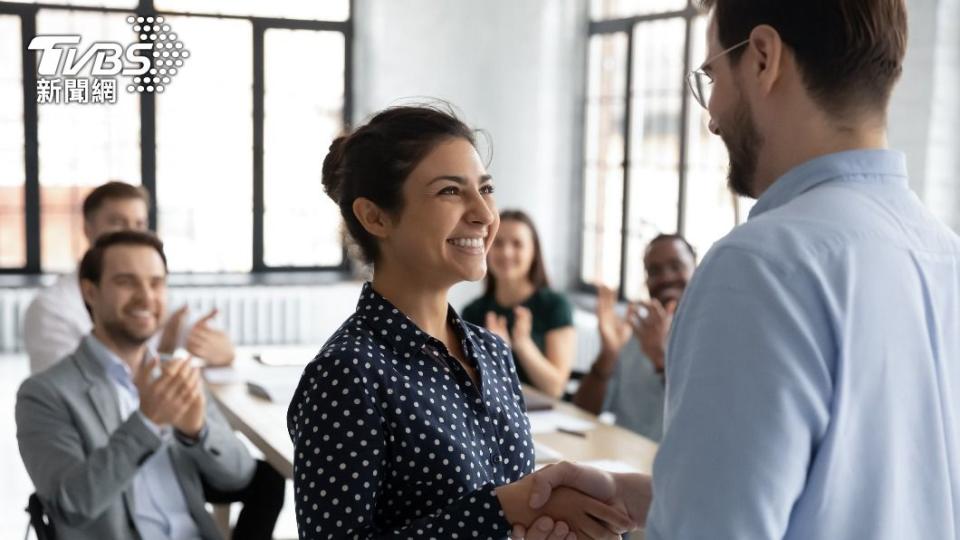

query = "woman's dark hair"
[
  {"left": 322, "top": 105, "right": 477, "bottom": 264},
  {"left": 484, "top": 209, "right": 550, "bottom": 296}
]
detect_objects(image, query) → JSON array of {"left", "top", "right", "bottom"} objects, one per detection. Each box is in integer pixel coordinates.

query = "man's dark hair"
[
  {"left": 78, "top": 230, "right": 168, "bottom": 317},
  {"left": 82, "top": 181, "right": 150, "bottom": 222},
  {"left": 699, "top": 0, "right": 907, "bottom": 119},
  {"left": 646, "top": 233, "right": 697, "bottom": 262}
]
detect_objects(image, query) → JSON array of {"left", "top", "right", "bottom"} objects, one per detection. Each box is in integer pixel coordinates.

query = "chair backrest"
[{"left": 25, "top": 493, "right": 56, "bottom": 540}]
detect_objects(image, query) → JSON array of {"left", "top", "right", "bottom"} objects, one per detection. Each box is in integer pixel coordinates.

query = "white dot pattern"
[
  {"left": 288, "top": 282, "right": 534, "bottom": 539},
  {"left": 125, "top": 14, "right": 188, "bottom": 94}
]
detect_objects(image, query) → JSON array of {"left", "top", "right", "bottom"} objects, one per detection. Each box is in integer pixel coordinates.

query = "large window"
[
  {"left": 263, "top": 28, "right": 345, "bottom": 268},
  {"left": 0, "top": 0, "right": 350, "bottom": 274},
  {"left": 36, "top": 9, "right": 141, "bottom": 273},
  {"left": 581, "top": 1, "right": 751, "bottom": 300},
  {"left": 0, "top": 15, "right": 25, "bottom": 268},
  {"left": 155, "top": 16, "right": 253, "bottom": 272}
]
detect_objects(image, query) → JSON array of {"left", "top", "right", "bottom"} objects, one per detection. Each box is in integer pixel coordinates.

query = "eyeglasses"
[{"left": 686, "top": 39, "right": 749, "bottom": 109}]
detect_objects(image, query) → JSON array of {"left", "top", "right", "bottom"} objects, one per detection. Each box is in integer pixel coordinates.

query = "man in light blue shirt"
[{"left": 514, "top": 0, "right": 960, "bottom": 539}]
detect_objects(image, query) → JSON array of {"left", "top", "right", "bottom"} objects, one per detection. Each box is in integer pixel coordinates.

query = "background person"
[{"left": 463, "top": 209, "right": 576, "bottom": 397}]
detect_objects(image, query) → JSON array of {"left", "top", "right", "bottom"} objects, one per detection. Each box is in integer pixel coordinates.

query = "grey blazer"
[{"left": 15, "top": 338, "right": 256, "bottom": 540}]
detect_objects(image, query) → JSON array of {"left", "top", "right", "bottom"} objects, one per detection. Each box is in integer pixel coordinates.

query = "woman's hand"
[
  {"left": 512, "top": 516, "right": 576, "bottom": 540},
  {"left": 498, "top": 475, "right": 631, "bottom": 540},
  {"left": 485, "top": 311, "right": 512, "bottom": 346},
  {"left": 512, "top": 306, "right": 534, "bottom": 346}
]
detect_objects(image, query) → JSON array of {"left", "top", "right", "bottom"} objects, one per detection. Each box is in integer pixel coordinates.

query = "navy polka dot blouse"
[{"left": 288, "top": 282, "right": 534, "bottom": 539}]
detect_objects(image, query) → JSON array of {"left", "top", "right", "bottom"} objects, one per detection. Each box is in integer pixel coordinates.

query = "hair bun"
[{"left": 321, "top": 135, "right": 349, "bottom": 205}]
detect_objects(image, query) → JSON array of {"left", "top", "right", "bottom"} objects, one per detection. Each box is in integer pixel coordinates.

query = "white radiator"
[
  {"left": 0, "top": 288, "right": 36, "bottom": 354},
  {"left": 0, "top": 281, "right": 363, "bottom": 354}
]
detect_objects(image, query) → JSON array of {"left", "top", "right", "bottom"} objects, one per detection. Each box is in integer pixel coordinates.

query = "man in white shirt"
[{"left": 23, "top": 181, "right": 235, "bottom": 373}]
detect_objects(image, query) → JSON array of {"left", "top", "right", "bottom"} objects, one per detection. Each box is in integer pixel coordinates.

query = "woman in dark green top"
[{"left": 462, "top": 210, "right": 576, "bottom": 397}]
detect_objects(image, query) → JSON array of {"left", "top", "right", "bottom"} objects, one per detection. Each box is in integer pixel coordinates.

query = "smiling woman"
[
  {"left": 462, "top": 210, "right": 576, "bottom": 398},
  {"left": 287, "top": 105, "right": 630, "bottom": 539}
]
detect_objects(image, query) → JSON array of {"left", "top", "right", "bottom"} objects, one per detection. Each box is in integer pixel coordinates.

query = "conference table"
[{"left": 207, "top": 346, "right": 660, "bottom": 481}]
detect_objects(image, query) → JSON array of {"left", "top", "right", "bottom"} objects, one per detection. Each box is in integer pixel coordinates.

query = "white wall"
[
  {"left": 887, "top": 0, "right": 960, "bottom": 232},
  {"left": 353, "top": 0, "right": 589, "bottom": 307},
  {"left": 887, "top": 0, "right": 937, "bottom": 194},
  {"left": 925, "top": 0, "right": 960, "bottom": 231}
]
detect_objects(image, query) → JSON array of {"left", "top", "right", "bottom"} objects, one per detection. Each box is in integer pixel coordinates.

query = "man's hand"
[
  {"left": 498, "top": 474, "right": 632, "bottom": 540},
  {"left": 170, "top": 362, "right": 206, "bottom": 438},
  {"left": 134, "top": 356, "right": 197, "bottom": 428},
  {"left": 186, "top": 308, "right": 235, "bottom": 366},
  {"left": 157, "top": 305, "right": 188, "bottom": 354},
  {"left": 528, "top": 462, "right": 650, "bottom": 530},
  {"left": 629, "top": 299, "right": 676, "bottom": 372},
  {"left": 512, "top": 517, "right": 575, "bottom": 540},
  {"left": 596, "top": 286, "right": 631, "bottom": 358},
  {"left": 485, "top": 311, "right": 512, "bottom": 347}
]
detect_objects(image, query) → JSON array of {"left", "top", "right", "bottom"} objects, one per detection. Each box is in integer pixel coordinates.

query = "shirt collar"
[
  {"left": 355, "top": 282, "right": 476, "bottom": 361},
  {"left": 84, "top": 333, "right": 152, "bottom": 393},
  {"left": 749, "top": 149, "right": 908, "bottom": 220}
]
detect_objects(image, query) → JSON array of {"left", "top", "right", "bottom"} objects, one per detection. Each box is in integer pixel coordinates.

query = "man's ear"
[
  {"left": 747, "top": 24, "right": 784, "bottom": 97},
  {"left": 82, "top": 219, "right": 95, "bottom": 244},
  {"left": 79, "top": 279, "right": 98, "bottom": 316},
  {"left": 352, "top": 197, "right": 392, "bottom": 240}
]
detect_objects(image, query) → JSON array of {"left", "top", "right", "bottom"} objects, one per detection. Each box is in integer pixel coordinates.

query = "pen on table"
[{"left": 557, "top": 427, "right": 587, "bottom": 438}]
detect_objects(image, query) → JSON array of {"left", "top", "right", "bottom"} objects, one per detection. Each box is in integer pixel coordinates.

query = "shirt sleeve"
[
  {"left": 22, "top": 293, "right": 85, "bottom": 374},
  {"left": 16, "top": 377, "right": 163, "bottom": 524},
  {"left": 541, "top": 290, "right": 574, "bottom": 331},
  {"left": 288, "top": 359, "right": 511, "bottom": 539},
  {"left": 646, "top": 245, "right": 833, "bottom": 540},
  {"left": 600, "top": 346, "right": 627, "bottom": 414}
]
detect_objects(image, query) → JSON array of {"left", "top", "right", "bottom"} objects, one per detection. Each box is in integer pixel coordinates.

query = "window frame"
[
  {"left": 0, "top": 0, "right": 353, "bottom": 275},
  {"left": 577, "top": 2, "right": 702, "bottom": 299}
]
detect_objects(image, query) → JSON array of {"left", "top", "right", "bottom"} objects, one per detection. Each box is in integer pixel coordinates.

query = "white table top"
[{"left": 208, "top": 347, "right": 658, "bottom": 479}]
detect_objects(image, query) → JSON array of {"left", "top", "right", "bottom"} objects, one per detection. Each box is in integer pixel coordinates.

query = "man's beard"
[
  {"left": 722, "top": 95, "right": 763, "bottom": 198},
  {"left": 101, "top": 317, "right": 153, "bottom": 349}
]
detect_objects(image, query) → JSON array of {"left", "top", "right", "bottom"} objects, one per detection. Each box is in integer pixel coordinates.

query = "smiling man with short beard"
[{"left": 514, "top": 1, "right": 960, "bottom": 539}]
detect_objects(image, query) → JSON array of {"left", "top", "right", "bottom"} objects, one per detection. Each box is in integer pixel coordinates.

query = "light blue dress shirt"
[
  {"left": 647, "top": 149, "right": 960, "bottom": 539},
  {"left": 603, "top": 338, "right": 665, "bottom": 442},
  {"left": 86, "top": 335, "right": 203, "bottom": 540}
]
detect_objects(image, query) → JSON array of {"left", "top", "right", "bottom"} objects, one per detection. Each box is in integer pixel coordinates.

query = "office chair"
[{"left": 24, "top": 493, "right": 55, "bottom": 540}]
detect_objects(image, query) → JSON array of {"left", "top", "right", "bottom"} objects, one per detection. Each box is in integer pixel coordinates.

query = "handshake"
[{"left": 497, "top": 462, "right": 652, "bottom": 540}]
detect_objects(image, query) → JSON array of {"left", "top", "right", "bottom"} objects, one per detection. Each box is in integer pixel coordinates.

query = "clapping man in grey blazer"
[{"left": 16, "top": 230, "right": 281, "bottom": 540}]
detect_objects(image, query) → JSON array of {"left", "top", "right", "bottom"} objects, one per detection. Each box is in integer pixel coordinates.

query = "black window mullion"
[
  {"left": 139, "top": 0, "right": 158, "bottom": 231},
  {"left": 251, "top": 21, "right": 265, "bottom": 272},
  {"left": 21, "top": 8, "right": 40, "bottom": 274},
  {"left": 617, "top": 27, "right": 634, "bottom": 301},
  {"left": 676, "top": 15, "right": 694, "bottom": 236}
]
